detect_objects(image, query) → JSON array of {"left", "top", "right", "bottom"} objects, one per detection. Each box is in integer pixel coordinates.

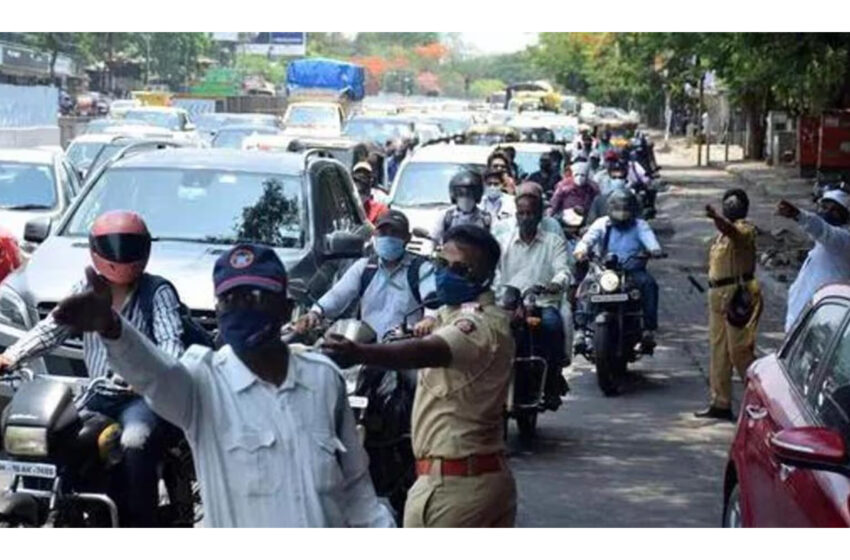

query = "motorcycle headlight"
[
  {"left": 3, "top": 426, "right": 48, "bottom": 457},
  {"left": 599, "top": 271, "right": 621, "bottom": 293},
  {"left": 0, "top": 285, "right": 29, "bottom": 329}
]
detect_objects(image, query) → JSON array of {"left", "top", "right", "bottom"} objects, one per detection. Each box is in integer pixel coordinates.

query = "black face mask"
[
  {"left": 518, "top": 216, "right": 540, "bottom": 237},
  {"left": 819, "top": 209, "right": 848, "bottom": 227},
  {"left": 722, "top": 197, "right": 747, "bottom": 221}
]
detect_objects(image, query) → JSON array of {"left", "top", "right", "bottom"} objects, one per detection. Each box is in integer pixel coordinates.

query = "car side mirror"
[
  {"left": 323, "top": 231, "right": 364, "bottom": 260},
  {"left": 769, "top": 427, "right": 850, "bottom": 477},
  {"left": 23, "top": 217, "right": 52, "bottom": 244}
]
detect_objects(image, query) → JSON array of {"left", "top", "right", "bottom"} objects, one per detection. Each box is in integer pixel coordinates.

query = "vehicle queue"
[{"left": 0, "top": 86, "right": 848, "bottom": 530}]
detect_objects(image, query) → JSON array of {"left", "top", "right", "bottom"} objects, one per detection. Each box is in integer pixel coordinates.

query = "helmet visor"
[{"left": 90, "top": 233, "right": 150, "bottom": 264}]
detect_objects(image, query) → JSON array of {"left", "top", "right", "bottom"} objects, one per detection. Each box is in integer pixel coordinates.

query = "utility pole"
[
  {"left": 144, "top": 34, "right": 152, "bottom": 87},
  {"left": 697, "top": 64, "right": 705, "bottom": 167}
]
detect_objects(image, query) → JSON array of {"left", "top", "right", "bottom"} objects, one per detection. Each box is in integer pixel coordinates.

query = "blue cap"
[{"left": 213, "top": 244, "right": 287, "bottom": 296}]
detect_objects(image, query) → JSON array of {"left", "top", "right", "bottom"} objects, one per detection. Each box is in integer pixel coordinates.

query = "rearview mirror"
[
  {"left": 23, "top": 217, "right": 52, "bottom": 244},
  {"left": 323, "top": 231, "right": 364, "bottom": 260},
  {"left": 770, "top": 427, "right": 850, "bottom": 477}
]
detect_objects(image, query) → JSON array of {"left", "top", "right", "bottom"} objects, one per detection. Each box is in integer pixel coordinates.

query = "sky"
[{"left": 460, "top": 33, "right": 539, "bottom": 55}]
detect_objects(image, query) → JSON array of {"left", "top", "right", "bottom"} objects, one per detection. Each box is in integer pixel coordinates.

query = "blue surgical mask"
[
  {"left": 435, "top": 267, "right": 487, "bottom": 306},
  {"left": 375, "top": 236, "right": 406, "bottom": 262},
  {"left": 218, "top": 308, "right": 280, "bottom": 355},
  {"left": 485, "top": 186, "right": 502, "bottom": 201}
]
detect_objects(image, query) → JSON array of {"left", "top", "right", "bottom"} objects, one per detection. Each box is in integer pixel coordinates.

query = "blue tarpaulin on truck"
[{"left": 286, "top": 58, "right": 365, "bottom": 101}]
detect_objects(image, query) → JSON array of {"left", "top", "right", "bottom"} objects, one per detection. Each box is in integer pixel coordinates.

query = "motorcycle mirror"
[{"left": 411, "top": 227, "right": 432, "bottom": 240}]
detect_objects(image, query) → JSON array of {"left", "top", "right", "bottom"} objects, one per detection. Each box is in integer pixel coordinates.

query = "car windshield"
[
  {"left": 0, "top": 162, "right": 57, "bottom": 209},
  {"left": 286, "top": 106, "right": 338, "bottom": 128},
  {"left": 344, "top": 119, "right": 410, "bottom": 144},
  {"left": 124, "top": 110, "right": 181, "bottom": 130},
  {"left": 64, "top": 168, "right": 305, "bottom": 248},
  {"left": 66, "top": 142, "right": 108, "bottom": 170},
  {"left": 212, "top": 129, "right": 276, "bottom": 149},
  {"left": 392, "top": 162, "right": 486, "bottom": 207},
  {"left": 513, "top": 150, "right": 548, "bottom": 179}
]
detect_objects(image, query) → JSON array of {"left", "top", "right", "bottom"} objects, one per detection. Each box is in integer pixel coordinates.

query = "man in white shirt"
[
  {"left": 778, "top": 190, "right": 850, "bottom": 331},
  {"left": 51, "top": 244, "right": 394, "bottom": 528},
  {"left": 495, "top": 183, "right": 572, "bottom": 410}
]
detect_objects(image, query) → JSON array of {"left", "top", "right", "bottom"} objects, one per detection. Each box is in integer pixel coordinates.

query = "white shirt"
[
  {"left": 786, "top": 210, "right": 850, "bottom": 331},
  {"left": 495, "top": 226, "right": 571, "bottom": 307},
  {"left": 103, "top": 317, "right": 395, "bottom": 528}
]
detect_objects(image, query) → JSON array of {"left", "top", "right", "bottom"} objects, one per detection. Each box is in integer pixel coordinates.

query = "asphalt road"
[{"left": 509, "top": 149, "right": 786, "bottom": 527}]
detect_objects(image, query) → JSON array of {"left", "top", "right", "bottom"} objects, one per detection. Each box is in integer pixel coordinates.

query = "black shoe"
[
  {"left": 542, "top": 394, "right": 562, "bottom": 412},
  {"left": 694, "top": 406, "right": 735, "bottom": 421},
  {"left": 640, "top": 331, "right": 656, "bottom": 355}
]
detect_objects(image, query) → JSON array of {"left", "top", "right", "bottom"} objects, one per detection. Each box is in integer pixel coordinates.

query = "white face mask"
[
  {"left": 485, "top": 186, "right": 502, "bottom": 201},
  {"left": 574, "top": 173, "right": 587, "bottom": 187},
  {"left": 457, "top": 196, "right": 476, "bottom": 213}
]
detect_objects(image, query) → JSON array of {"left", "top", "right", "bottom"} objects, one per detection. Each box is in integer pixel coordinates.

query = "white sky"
[{"left": 460, "top": 33, "right": 539, "bottom": 55}]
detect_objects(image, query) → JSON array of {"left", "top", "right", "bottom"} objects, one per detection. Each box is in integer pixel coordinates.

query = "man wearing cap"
[
  {"left": 321, "top": 225, "right": 517, "bottom": 527},
  {"left": 495, "top": 182, "right": 572, "bottom": 410},
  {"left": 50, "top": 244, "right": 394, "bottom": 528},
  {"left": 296, "top": 210, "right": 436, "bottom": 340},
  {"left": 353, "top": 161, "right": 389, "bottom": 225},
  {"left": 778, "top": 191, "right": 850, "bottom": 331}
]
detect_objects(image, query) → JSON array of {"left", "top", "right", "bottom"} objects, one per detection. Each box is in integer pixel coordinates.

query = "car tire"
[{"left": 722, "top": 484, "right": 743, "bottom": 528}]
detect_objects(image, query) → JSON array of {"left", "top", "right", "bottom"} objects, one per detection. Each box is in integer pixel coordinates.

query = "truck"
[{"left": 282, "top": 58, "right": 366, "bottom": 138}]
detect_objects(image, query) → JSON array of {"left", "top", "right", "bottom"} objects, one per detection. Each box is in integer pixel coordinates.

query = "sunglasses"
[{"left": 431, "top": 255, "right": 476, "bottom": 281}]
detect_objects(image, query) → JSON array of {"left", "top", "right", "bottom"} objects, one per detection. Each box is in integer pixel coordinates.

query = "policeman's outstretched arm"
[
  {"left": 320, "top": 333, "right": 452, "bottom": 371},
  {"left": 53, "top": 266, "right": 198, "bottom": 430}
]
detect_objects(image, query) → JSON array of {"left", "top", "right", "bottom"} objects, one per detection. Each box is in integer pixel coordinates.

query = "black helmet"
[
  {"left": 607, "top": 188, "right": 638, "bottom": 228},
  {"left": 449, "top": 169, "right": 484, "bottom": 203}
]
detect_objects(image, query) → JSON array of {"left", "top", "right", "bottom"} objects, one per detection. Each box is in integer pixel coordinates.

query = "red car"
[{"left": 723, "top": 283, "right": 850, "bottom": 527}]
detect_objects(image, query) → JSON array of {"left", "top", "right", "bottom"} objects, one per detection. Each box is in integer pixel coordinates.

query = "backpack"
[
  {"left": 442, "top": 208, "right": 492, "bottom": 237},
  {"left": 358, "top": 254, "right": 428, "bottom": 306},
  {"left": 136, "top": 274, "right": 216, "bottom": 349}
]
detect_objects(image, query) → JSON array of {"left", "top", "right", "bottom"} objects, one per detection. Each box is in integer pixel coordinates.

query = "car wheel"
[{"left": 722, "top": 484, "right": 743, "bottom": 528}]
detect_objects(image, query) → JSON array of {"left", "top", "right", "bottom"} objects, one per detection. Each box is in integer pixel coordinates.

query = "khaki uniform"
[
  {"left": 403, "top": 291, "right": 517, "bottom": 528},
  {"left": 707, "top": 221, "right": 763, "bottom": 409}
]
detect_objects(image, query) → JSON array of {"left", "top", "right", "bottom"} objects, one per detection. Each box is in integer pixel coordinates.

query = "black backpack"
[
  {"left": 358, "top": 255, "right": 427, "bottom": 306},
  {"left": 442, "top": 208, "right": 492, "bottom": 237},
  {"left": 136, "top": 274, "right": 216, "bottom": 350}
]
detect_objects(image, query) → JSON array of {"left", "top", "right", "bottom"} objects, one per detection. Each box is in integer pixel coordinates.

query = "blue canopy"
[{"left": 286, "top": 58, "right": 365, "bottom": 101}]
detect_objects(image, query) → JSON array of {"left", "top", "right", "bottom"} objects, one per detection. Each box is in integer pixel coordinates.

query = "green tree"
[{"left": 469, "top": 79, "right": 507, "bottom": 99}]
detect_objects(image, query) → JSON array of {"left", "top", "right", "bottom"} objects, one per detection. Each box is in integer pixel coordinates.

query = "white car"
[
  {"left": 282, "top": 102, "right": 345, "bottom": 138},
  {"left": 122, "top": 106, "right": 201, "bottom": 145},
  {"left": 108, "top": 99, "right": 142, "bottom": 118},
  {"left": 66, "top": 128, "right": 175, "bottom": 178},
  {"left": 388, "top": 143, "right": 493, "bottom": 256}
]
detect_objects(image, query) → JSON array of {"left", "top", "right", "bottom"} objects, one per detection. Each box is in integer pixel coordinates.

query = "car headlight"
[
  {"left": 599, "top": 271, "right": 621, "bottom": 293},
  {"left": 0, "top": 285, "right": 29, "bottom": 329},
  {"left": 3, "top": 426, "right": 48, "bottom": 457}
]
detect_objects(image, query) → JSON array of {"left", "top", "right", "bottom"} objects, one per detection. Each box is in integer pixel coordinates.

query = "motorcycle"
[
  {"left": 574, "top": 252, "right": 665, "bottom": 397},
  {"left": 811, "top": 171, "right": 849, "bottom": 202},
  {"left": 500, "top": 284, "right": 566, "bottom": 442},
  {"left": 0, "top": 369, "right": 200, "bottom": 527}
]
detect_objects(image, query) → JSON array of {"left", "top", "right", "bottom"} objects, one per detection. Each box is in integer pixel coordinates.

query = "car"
[
  {"left": 343, "top": 115, "right": 415, "bottom": 146},
  {"left": 210, "top": 125, "right": 282, "bottom": 149},
  {"left": 108, "top": 99, "right": 142, "bottom": 118},
  {"left": 193, "top": 112, "right": 281, "bottom": 140},
  {"left": 499, "top": 142, "right": 566, "bottom": 180},
  {"left": 282, "top": 101, "right": 345, "bottom": 138},
  {"left": 242, "top": 133, "right": 372, "bottom": 174},
  {"left": 463, "top": 124, "right": 520, "bottom": 146},
  {"left": 0, "top": 148, "right": 370, "bottom": 378},
  {"left": 388, "top": 143, "right": 492, "bottom": 255},
  {"left": 722, "top": 283, "right": 850, "bottom": 527},
  {"left": 66, "top": 129, "right": 176, "bottom": 178},
  {"left": 83, "top": 118, "right": 150, "bottom": 135},
  {"left": 0, "top": 149, "right": 82, "bottom": 253},
  {"left": 122, "top": 106, "right": 201, "bottom": 144}
]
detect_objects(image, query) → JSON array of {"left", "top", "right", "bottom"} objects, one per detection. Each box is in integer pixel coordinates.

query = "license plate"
[
  {"left": 591, "top": 293, "right": 629, "bottom": 303},
  {"left": 348, "top": 396, "right": 369, "bottom": 409},
  {"left": 0, "top": 459, "right": 57, "bottom": 479}
]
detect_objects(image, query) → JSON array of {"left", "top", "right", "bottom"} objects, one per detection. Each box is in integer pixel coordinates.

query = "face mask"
[
  {"left": 485, "top": 186, "right": 502, "bottom": 201},
  {"left": 374, "top": 236, "right": 405, "bottom": 262},
  {"left": 218, "top": 308, "right": 280, "bottom": 355},
  {"left": 457, "top": 196, "right": 476, "bottom": 213},
  {"left": 435, "top": 267, "right": 486, "bottom": 306},
  {"left": 574, "top": 174, "right": 587, "bottom": 187},
  {"left": 818, "top": 209, "right": 846, "bottom": 226}
]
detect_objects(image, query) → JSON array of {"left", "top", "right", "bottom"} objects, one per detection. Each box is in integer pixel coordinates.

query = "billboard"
[{"left": 240, "top": 32, "right": 306, "bottom": 57}]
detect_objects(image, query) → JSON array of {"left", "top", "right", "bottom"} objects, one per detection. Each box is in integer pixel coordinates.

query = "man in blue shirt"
[
  {"left": 296, "top": 210, "right": 436, "bottom": 340},
  {"left": 574, "top": 188, "right": 663, "bottom": 347}
]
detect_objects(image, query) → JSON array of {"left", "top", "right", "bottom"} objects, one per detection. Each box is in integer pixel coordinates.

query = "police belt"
[
  {"left": 416, "top": 453, "right": 505, "bottom": 477},
  {"left": 708, "top": 273, "right": 754, "bottom": 289}
]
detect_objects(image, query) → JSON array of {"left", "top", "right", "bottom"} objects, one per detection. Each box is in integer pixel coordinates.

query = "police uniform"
[
  {"left": 707, "top": 220, "right": 763, "bottom": 409},
  {"left": 403, "top": 291, "right": 517, "bottom": 528}
]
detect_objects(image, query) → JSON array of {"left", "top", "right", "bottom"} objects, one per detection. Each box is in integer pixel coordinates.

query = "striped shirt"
[{"left": 3, "top": 275, "right": 185, "bottom": 385}]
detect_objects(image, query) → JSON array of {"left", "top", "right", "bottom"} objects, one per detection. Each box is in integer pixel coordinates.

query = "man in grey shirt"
[{"left": 51, "top": 244, "right": 394, "bottom": 528}]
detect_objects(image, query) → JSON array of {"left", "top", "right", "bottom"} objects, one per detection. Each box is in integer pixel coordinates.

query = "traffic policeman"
[{"left": 321, "top": 225, "right": 517, "bottom": 527}]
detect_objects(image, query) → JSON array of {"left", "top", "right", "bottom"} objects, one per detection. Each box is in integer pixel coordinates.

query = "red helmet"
[{"left": 89, "top": 211, "right": 151, "bottom": 285}]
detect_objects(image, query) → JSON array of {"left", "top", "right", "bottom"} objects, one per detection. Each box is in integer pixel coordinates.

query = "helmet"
[
  {"left": 89, "top": 210, "right": 151, "bottom": 285},
  {"left": 449, "top": 170, "right": 484, "bottom": 203},
  {"left": 607, "top": 188, "right": 638, "bottom": 228}
]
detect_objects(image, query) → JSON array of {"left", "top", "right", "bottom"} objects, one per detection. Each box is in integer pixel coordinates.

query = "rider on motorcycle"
[
  {"left": 0, "top": 211, "right": 184, "bottom": 527},
  {"left": 297, "top": 210, "right": 436, "bottom": 340},
  {"left": 572, "top": 124, "right": 596, "bottom": 159},
  {"left": 573, "top": 189, "right": 663, "bottom": 350},
  {"left": 549, "top": 161, "right": 600, "bottom": 218},
  {"left": 595, "top": 128, "right": 613, "bottom": 159},
  {"left": 594, "top": 150, "right": 627, "bottom": 196},
  {"left": 495, "top": 183, "right": 572, "bottom": 410},
  {"left": 431, "top": 170, "right": 493, "bottom": 245}
]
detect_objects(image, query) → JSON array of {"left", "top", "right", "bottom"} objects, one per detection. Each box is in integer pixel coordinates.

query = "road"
[{"left": 510, "top": 144, "right": 787, "bottom": 527}]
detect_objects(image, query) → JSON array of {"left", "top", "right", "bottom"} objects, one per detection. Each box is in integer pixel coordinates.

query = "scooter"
[{"left": 0, "top": 369, "right": 200, "bottom": 527}]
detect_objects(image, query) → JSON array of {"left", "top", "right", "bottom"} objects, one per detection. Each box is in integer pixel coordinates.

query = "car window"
[
  {"left": 782, "top": 303, "right": 847, "bottom": 401},
  {"left": 325, "top": 167, "right": 357, "bottom": 232},
  {"left": 392, "top": 162, "right": 487, "bottom": 207},
  {"left": 56, "top": 161, "right": 75, "bottom": 201},
  {"left": 0, "top": 162, "right": 57, "bottom": 209},
  {"left": 812, "top": 321, "right": 850, "bottom": 440},
  {"left": 63, "top": 161, "right": 81, "bottom": 195}
]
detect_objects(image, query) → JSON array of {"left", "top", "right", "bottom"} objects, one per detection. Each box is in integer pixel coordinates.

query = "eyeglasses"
[{"left": 431, "top": 255, "right": 475, "bottom": 281}]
